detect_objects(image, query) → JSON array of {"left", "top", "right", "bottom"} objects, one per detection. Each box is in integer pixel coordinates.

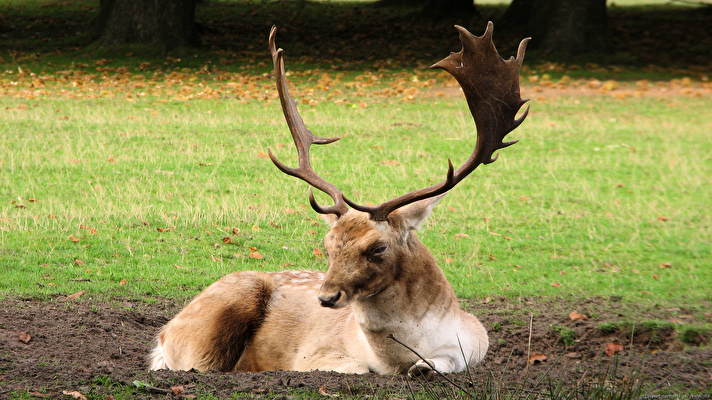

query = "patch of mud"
[{"left": 0, "top": 297, "right": 709, "bottom": 398}]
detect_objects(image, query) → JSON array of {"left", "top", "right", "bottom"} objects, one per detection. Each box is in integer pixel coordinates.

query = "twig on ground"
[
  {"left": 387, "top": 334, "right": 473, "bottom": 397},
  {"left": 525, "top": 313, "right": 533, "bottom": 372}
]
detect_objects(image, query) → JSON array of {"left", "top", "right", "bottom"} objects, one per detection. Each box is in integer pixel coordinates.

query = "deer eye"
[{"left": 364, "top": 243, "right": 388, "bottom": 263}]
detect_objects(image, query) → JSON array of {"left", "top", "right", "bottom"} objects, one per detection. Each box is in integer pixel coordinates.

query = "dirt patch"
[{"left": 0, "top": 296, "right": 709, "bottom": 398}]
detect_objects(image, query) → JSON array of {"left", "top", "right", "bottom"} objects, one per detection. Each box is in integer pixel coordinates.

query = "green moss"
[
  {"left": 552, "top": 325, "right": 576, "bottom": 346},
  {"left": 598, "top": 322, "right": 619, "bottom": 334}
]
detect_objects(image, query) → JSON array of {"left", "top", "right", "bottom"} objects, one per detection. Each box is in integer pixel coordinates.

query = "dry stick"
[
  {"left": 387, "top": 334, "right": 473, "bottom": 397},
  {"left": 525, "top": 313, "right": 534, "bottom": 372}
]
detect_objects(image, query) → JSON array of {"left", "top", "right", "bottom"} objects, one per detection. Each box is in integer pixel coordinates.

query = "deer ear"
[
  {"left": 394, "top": 194, "right": 445, "bottom": 230},
  {"left": 320, "top": 213, "right": 338, "bottom": 227}
]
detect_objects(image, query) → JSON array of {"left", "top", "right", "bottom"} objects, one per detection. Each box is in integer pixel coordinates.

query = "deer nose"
[{"left": 318, "top": 291, "right": 341, "bottom": 308}]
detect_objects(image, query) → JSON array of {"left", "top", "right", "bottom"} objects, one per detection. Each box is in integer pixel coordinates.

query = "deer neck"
[{"left": 350, "top": 238, "right": 458, "bottom": 334}]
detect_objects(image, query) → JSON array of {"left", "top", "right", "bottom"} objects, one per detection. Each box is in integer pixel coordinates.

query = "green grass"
[
  {"left": 1, "top": 90, "right": 710, "bottom": 304},
  {"left": 0, "top": 0, "right": 710, "bottom": 307}
]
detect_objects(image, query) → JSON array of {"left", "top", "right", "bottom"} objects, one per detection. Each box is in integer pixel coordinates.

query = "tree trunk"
[
  {"left": 96, "top": 0, "right": 198, "bottom": 49},
  {"left": 422, "top": 0, "right": 477, "bottom": 19},
  {"left": 500, "top": 0, "right": 532, "bottom": 27},
  {"left": 501, "top": 0, "right": 607, "bottom": 56}
]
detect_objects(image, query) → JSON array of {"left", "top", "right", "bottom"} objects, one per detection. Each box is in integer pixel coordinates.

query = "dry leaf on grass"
[
  {"left": 569, "top": 311, "right": 588, "bottom": 321},
  {"left": 605, "top": 343, "right": 624, "bottom": 356},
  {"left": 170, "top": 385, "right": 184, "bottom": 395},
  {"left": 528, "top": 352, "right": 548, "bottom": 364},
  {"left": 62, "top": 390, "right": 87, "bottom": 400},
  {"left": 313, "top": 248, "right": 324, "bottom": 258},
  {"left": 18, "top": 331, "right": 32, "bottom": 344},
  {"left": 319, "top": 386, "right": 340, "bottom": 397},
  {"left": 67, "top": 290, "right": 86, "bottom": 300}
]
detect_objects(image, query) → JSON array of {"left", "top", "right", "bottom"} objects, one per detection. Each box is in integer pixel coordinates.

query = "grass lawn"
[{"left": 1, "top": 76, "right": 710, "bottom": 305}]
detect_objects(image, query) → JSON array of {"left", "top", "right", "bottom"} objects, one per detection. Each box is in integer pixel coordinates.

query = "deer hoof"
[{"left": 408, "top": 360, "right": 435, "bottom": 380}]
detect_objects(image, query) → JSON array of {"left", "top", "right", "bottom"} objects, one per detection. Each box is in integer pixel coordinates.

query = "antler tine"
[
  {"left": 344, "top": 22, "right": 530, "bottom": 221},
  {"left": 267, "top": 26, "right": 348, "bottom": 216}
]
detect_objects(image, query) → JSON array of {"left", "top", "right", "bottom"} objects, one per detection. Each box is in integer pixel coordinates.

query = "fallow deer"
[{"left": 149, "top": 22, "right": 529, "bottom": 377}]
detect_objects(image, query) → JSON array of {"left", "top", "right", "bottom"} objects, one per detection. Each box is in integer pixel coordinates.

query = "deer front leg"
[{"left": 407, "top": 356, "right": 459, "bottom": 379}]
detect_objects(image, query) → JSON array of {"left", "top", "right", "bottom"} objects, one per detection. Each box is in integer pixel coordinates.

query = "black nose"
[{"left": 318, "top": 292, "right": 341, "bottom": 308}]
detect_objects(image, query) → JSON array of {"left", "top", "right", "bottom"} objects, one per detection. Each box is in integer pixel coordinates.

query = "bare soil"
[{"left": 0, "top": 296, "right": 710, "bottom": 398}]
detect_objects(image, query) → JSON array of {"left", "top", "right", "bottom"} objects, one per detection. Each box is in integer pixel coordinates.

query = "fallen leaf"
[
  {"left": 74, "top": 259, "right": 85, "bottom": 266},
  {"left": 68, "top": 235, "right": 80, "bottom": 243},
  {"left": 67, "top": 290, "right": 86, "bottom": 300},
  {"left": 119, "top": 279, "right": 127, "bottom": 286},
  {"left": 605, "top": 343, "right": 624, "bottom": 356},
  {"left": 156, "top": 227, "right": 170, "bottom": 232},
  {"left": 256, "top": 151, "right": 269, "bottom": 159},
  {"left": 28, "top": 198, "right": 37, "bottom": 203},
  {"left": 18, "top": 331, "right": 32, "bottom": 343},
  {"left": 528, "top": 352, "right": 547, "bottom": 364},
  {"left": 231, "top": 227, "right": 239, "bottom": 235},
  {"left": 519, "top": 195, "right": 530, "bottom": 201},
  {"left": 174, "top": 264, "right": 184, "bottom": 269},
  {"left": 249, "top": 250, "right": 263, "bottom": 259},
  {"left": 170, "top": 385, "right": 184, "bottom": 395},
  {"left": 657, "top": 216, "right": 669, "bottom": 222},
  {"left": 313, "top": 248, "right": 324, "bottom": 258},
  {"left": 318, "top": 386, "right": 340, "bottom": 397},
  {"left": 454, "top": 233, "right": 470, "bottom": 239},
  {"left": 62, "top": 390, "right": 87, "bottom": 400},
  {"left": 444, "top": 257, "right": 453, "bottom": 264},
  {"left": 381, "top": 159, "right": 400, "bottom": 166},
  {"left": 551, "top": 282, "right": 561, "bottom": 287},
  {"left": 222, "top": 236, "right": 232, "bottom": 244},
  {"left": 659, "top": 262, "right": 672, "bottom": 269},
  {"left": 569, "top": 311, "right": 588, "bottom": 321}
]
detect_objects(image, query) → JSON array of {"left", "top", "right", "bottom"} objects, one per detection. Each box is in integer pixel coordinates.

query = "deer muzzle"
[{"left": 318, "top": 290, "right": 344, "bottom": 308}]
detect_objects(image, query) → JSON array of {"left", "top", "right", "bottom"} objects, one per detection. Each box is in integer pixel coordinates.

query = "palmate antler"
[
  {"left": 267, "top": 26, "right": 349, "bottom": 217},
  {"left": 268, "top": 23, "right": 530, "bottom": 221}
]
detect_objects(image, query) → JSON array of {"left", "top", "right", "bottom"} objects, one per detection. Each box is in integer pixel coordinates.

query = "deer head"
[{"left": 268, "top": 24, "right": 529, "bottom": 309}]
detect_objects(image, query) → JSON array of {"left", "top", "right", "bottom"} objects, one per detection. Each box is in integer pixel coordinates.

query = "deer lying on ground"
[{"left": 149, "top": 22, "right": 529, "bottom": 376}]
